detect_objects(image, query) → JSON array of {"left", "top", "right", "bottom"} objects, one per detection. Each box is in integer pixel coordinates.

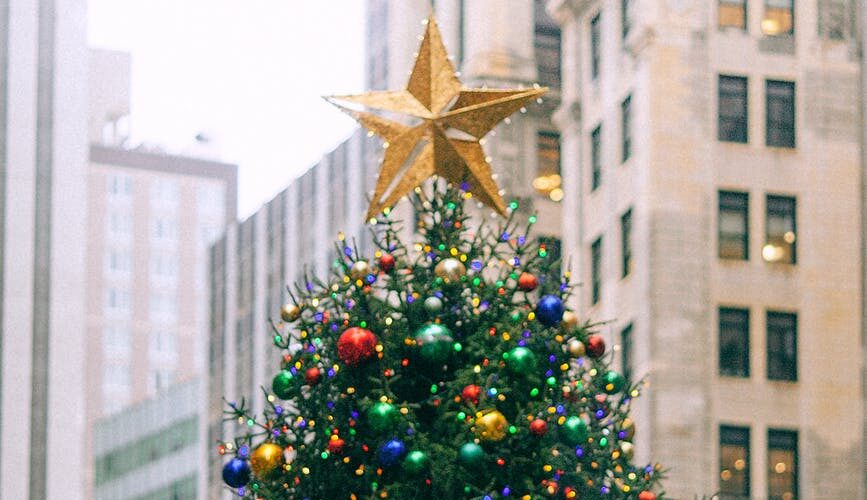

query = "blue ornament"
[
  {"left": 222, "top": 457, "right": 251, "bottom": 488},
  {"left": 536, "top": 295, "right": 564, "bottom": 326},
  {"left": 377, "top": 438, "right": 407, "bottom": 467}
]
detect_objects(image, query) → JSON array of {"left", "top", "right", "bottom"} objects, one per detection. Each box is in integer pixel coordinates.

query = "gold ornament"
[
  {"left": 567, "top": 339, "right": 586, "bottom": 358},
  {"left": 280, "top": 303, "right": 301, "bottom": 322},
  {"left": 434, "top": 258, "right": 466, "bottom": 283},
  {"left": 325, "top": 15, "right": 547, "bottom": 219},
  {"left": 350, "top": 260, "right": 370, "bottom": 280},
  {"left": 561, "top": 311, "right": 578, "bottom": 329},
  {"left": 251, "top": 443, "right": 285, "bottom": 477},
  {"left": 620, "top": 418, "right": 635, "bottom": 440},
  {"left": 620, "top": 441, "right": 635, "bottom": 459},
  {"left": 474, "top": 410, "right": 508, "bottom": 441}
]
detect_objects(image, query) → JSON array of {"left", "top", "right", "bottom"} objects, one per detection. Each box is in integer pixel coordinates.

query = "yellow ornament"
[
  {"left": 350, "top": 260, "right": 370, "bottom": 280},
  {"left": 434, "top": 258, "right": 466, "bottom": 283},
  {"left": 620, "top": 441, "right": 635, "bottom": 459},
  {"left": 280, "top": 303, "right": 301, "bottom": 322},
  {"left": 325, "top": 15, "right": 546, "bottom": 219},
  {"left": 561, "top": 311, "right": 578, "bottom": 329},
  {"left": 251, "top": 443, "right": 285, "bottom": 477},
  {"left": 567, "top": 339, "right": 585, "bottom": 358},
  {"left": 475, "top": 410, "right": 508, "bottom": 441}
]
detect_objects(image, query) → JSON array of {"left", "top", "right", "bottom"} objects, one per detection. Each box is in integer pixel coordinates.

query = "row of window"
[
  {"left": 719, "top": 307, "right": 797, "bottom": 381},
  {"left": 105, "top": 289, "right": 179, "bottom": 321},
  {"left": 106, "top": 174, "right": 226, "bottom": 213},
  {"left": 589, "top": 1, "right": 635, "bottom": 80},
  {"left": 104, "top": 326, "right": 178, "bottom": 357},
  {"left": 719, "top": 191, "right": 796, "bottom": 264},
  {"left": 719, "top": 76, "right": 796, "bottom": 148},
  {"left": 720, "top": 425, "right": 798, "bottom": 499},
  {"left": 719, "top": 0, "right": 794, "bottom": 35}
]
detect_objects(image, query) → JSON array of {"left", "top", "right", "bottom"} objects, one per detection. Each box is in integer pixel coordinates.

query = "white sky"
[{"left": 88, "top": 0, "right": 366, "bottom": 217}]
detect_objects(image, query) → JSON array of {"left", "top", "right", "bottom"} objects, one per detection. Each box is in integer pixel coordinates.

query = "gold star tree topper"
[{"left": 326, "top": 15, "right": 547, "bottom": 219}]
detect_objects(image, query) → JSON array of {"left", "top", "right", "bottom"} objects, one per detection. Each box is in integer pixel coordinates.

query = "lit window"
[
  {"left": 621, "top": 95, "right": 632, "bottom": 163},
  {"left": 719, "top": 75, "right": 748, "bottom": 143},
  {"left": 766, "top": 80, "right": 795, "bottom": 148},
  {"left": 534, "top": 131, "right": 562, "bottom": 201},
  {"left": 621, "top": 208, "right": 632, "bottom": 277},
  {"left": 768, "top": 429, "right": 798, "bottom": 500},
  {"left": 719, "top": 307, "right": 750, "bottom": 377},
  {"left": 767, "top": 311, "right": 797, "bottom": 381},
  {"left": 590, "top": 13, "right": 601, "bottom": 79},
  {"left": 762, "top": 0, "right": 793, "bottom": 35},
  {"left": 719, "top": 191, "right": 749, "bottom": 260},
  {"left": 591, "top": 237, "right": 602, "bottom": 305},
  {"left": 591, "top": 125, "right": 602, "bottom": 191},
  {"left": 719, "top": 0, "right": 747, "bottom": 29},
  {"left": 720, "top": 425, "right": 751, "bottom": 499},
  {"left": 763, "top": 195, "right": 796, "bottom": 264}
]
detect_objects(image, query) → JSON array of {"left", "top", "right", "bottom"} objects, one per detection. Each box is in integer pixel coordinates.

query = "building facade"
[
  {"left": 0, "top": 0, "right": 89, "bottom": 498},
  {"left": 93, "top": 378, "right": 204, "bottom": 500},
  {"left": 550, "top": 0, "right": 864, "bottom": 498}
]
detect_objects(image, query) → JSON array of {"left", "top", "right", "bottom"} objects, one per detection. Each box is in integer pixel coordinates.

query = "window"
[
  {"left": 107, "top": 173, "right": 133, "bottom": 197},
  {"left": 591, "top": 125, "right": 602, "bottom": 190},
  {"left": 148, "top": 368, "right": 176, "bottom": 395},
  {"left": 103, "top": 363, "right": 131, "bottom": 389},
  {"left": 720, "top": 425, "right": 751, "bottom": 499},
  {"left": 719, "top": 191, "right": 749, "bottom": 260},
  {"left": 768, "top": 429, "right": 798, "bottom": 500},
  {"left": 621, "top": 208, "right": 632, "bottom": 277},
  {"left": 108, "top": 212, "right": 133, "bottom": 237},
  {"left": 719, "top": 75, "right": 748, "bottom": 143},
  {"left": 104, "top": 325, "right": 132, "bottom": 355},
  {"left": 534, "top": 131, "right": 562, "bottom": 201},
  {"left": 766, "top": 80, "right": 795, "bottom": 148},
  {"left": 106, "top": 288, "right": 131, "bottom": 316},
  {"left": 818, "top": 0, "right": 850, "bottom": 40},
  {"left": 152, "top": 215, "right": 178, "bottom": 242},
  {"left": 621, "top": 323, "right": 633, "bottom": 382},
  {"left": 621, "top": 95, "right": 632, "bottom": 162},
  {"left": 149, "top": 292, "right": 178, "bottom": 322},
  {"left": 106, "top": 250, "right": 131, "bottom": 275},
  {"left": 150, "top": 253, "right": 178, "bottom": 283},
  {"left": 719, "top": 0, "right": 747, "bottom": 29},
  {"left": 621, "top": 0, "right": 632, "bottom": 38},
  {"left": 767, "top": 311, "right": 797, "bottom": 381},
  {"left": 150, "top": 179, "right": 179, "bottom": 207},
  {"left": 762, "top": 0, "right": 793, "bottom": 35},
  {"left": 719, "top": 307, "right": 750, "bottom": 377},
  {"left": 150, "top": 329, "right": 177, "bottom": 358},
  {"left": 591, "top": 237, "right": 602, "bottom": 305},
  {"left": 534, "top": 1, "right": 561, "bottom": 88},
  {"left": 590, "top": 13, "right": 601, "bottom": 79},
  {"left": 763, "top": 195, "right": 796, "bottom": 263}
]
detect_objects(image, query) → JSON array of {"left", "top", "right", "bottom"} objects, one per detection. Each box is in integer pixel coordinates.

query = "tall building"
[
  {"left": 207, "top": 130, "right": 373, "bottom": 499},
  {"left": 0, "top": 0, "right": 89, "bottom": 498},
  {"left": 550, "top": 0, "right": 864, "bottom": 498},
  {"left": 85, "top": 49, "right": 238, "bottom": 499}
]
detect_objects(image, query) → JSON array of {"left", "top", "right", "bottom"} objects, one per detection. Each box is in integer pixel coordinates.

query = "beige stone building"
[{"left": 550, "top": 0, "right": 864, "bottom": 498}]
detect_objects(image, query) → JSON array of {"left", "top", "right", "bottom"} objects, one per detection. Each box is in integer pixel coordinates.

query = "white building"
[{"left": 0, "top": 0, "right": 89, "bottom": 497}]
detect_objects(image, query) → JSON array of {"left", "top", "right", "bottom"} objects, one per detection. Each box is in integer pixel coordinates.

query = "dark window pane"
[
  {"left": 768, "top": 429, "right": 798, "bottom": 500},
  {"left": 719, "top": 307, "right": 750, "bottom": 377},
  {"left": 763, "top": 0, "right": 794, "bottom": 35},
  {"left": 719, "top": 75, "right": 748, "bottom": 143},
  {"left": 591, "top": 125, "right": 602, "bottom": 191},
  {"left": 720, "top": 0, "right": 747, "bottom": 29},
  {"left": 621, "top": 208, "right": 632, "bottom": 277},
  {"left": 764, "top": 195, "right": 796, "bottom": 264},
  {"left": 622, "top": 0, "right": 632, "bottom": 38},
  {"left": 719, "top": 191, "right": 749, "bottom": 260},
  {"left": 766, "top": 80, "right": 795, "bottom": 147},
  {"left": 720, "top": 425, "right": 751, "bottom": 498},
  {"left": 621, "top": 95, "right": 632, "bottom": 162},
  {"left": 535, "top": 0, "right": 561, "bottom": 88},
  {"left": 590, "top": 13, "right": 601, "bottom": 79},
  {"left": 767, "top": 311, "right": 797, "bottom": 381},
  {"left": 591, "top": 237, "right": 602, "bottom": 305},
  {"left": 621, "top": 323, "right": 633, "bottom": 382}
]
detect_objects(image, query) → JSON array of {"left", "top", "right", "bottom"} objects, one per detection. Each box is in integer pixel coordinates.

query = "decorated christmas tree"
[{"left": 218, "top": 15, "right": 664, "bottom": 500}]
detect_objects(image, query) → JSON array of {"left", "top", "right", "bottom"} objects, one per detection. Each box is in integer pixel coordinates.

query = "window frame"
[
  {"left": 766, "top": 310, "right": 797, "bottom": 381},
  {"left": 765, "top": 80, "right": 796, "bottom": 148},
  {"left": 718, "top": 75, "right": 749, "bottom": 143},
  {"left": 591, "top": 236, "right": 602, "bottom": 305},
  {"left": 719, "top": 190, "right": 750, "bottom": 260},
  {"left": 719, "top": 307, "right": 750, "bottom": 377},
  {"left": 719, "top": 425, "right": 751, "bottom": 499}
]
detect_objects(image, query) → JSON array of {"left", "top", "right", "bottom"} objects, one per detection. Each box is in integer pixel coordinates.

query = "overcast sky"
[{"left": 88, "top": 0, "right": 366, "bottom": 217}]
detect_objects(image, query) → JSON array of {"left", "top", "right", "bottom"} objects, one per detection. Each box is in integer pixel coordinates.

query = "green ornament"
[
  {"left": 561, "top": 416, "right": 588, "bottom": 446},
  {"left": 602, "top": 371, "right": 626, "bottom": 394},
  {"left": 403, "top": 450, "right": 430, "bottom": 475},
  {"left": 271, "top": 370, "right": 294, "bottom": 399},
  {"left": 458, "top": 442, "right": 484, "bottom": 466},
  {"left": 367, "top": 402, "right": 399, "bottom": 433},
  {"left": 414, "top": 323, "right": 454, "bottom": 364},
  {"left": 505, "top": 346, "right": 537, "bottom": 375}
]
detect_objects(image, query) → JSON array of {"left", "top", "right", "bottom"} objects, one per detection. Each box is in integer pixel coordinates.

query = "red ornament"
[
  {"left": 563, "top": 486, "right": 578, "bottom": 499},
  {"left": 337, "top": 327, "right": 378, "bottom": 366},
  {"left": 461, "top": 384, "right": 481, "bottom": 405},
  {"left": 529, "top": 418, "right": 548, "bottom": 436},
  {"left": 379, "top": 253, "right": 396, "bottom": 272},
  {"left": 637, "top": 492, "right": 656, "bottom": 500},
  {"left": 586, "top": 335, "right": 606, "bottom": 358},
  {"left": 304, "top": 367, "right": 321, "bottom": 385},
  {"left": 517, "top": 272, "right": 539, "bottom": 291},
  {"left": 327, "top": 438, "right": 345, "bottom": 454}
]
